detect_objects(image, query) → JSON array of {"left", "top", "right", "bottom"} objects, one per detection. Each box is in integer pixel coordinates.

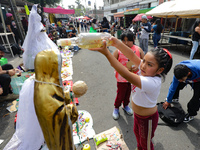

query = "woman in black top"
[
  {"left": 190, "top": 21, "right": 200, "bottom": 59},
  {"left": 5, "top": 13, "right": 20, "bottom": 45},
  {"left": 101, "top": 17, "right": 109, "bottom": 32}
]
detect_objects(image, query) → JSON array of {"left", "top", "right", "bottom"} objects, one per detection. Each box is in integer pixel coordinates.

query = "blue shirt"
[
  {"left": 166, "top": 60, "right": 200, "bottom": 103},
  {"left": 153, "top": 25, "right": 163, "bottom": 35}
]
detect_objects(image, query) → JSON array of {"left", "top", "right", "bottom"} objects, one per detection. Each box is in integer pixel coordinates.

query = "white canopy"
[
  {"left": 170, "top": 0, "right": 200, "bottom": 18},
  {"left": 146, "top": 0, "right": 200, "bottom": 18},
  {"left": 146, "top": 1, "right": 176, "bottom": 18}
]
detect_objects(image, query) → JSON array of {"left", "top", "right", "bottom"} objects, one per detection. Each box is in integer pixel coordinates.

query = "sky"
[{"left": 61, "top": 0, "right": 104, "bottom": 10}]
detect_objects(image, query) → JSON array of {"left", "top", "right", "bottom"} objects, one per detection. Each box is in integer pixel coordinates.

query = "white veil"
[
  {"left": 22, "top": 4, "right": 57, "bottom": 70},
  {"left": 3, "top": 76, "right": 45, "bottom": 150}
]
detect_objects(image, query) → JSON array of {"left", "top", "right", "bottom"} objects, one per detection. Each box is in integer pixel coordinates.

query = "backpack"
[
  {"left": 11, "top": 43, "right": 22, "bottom": 56},
  {"left": 157, "top": 102, "right": 186, "bottom": 127}
]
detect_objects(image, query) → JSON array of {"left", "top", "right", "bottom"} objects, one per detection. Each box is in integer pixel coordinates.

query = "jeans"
[
  {"left": 153, "top": 34, "right": 161, "bottom": 48},
  {"left": 172, "top": 81, "right": 200, "bottom": 116},
  {"left": 190, "top": 41, "right": 199, "bottom": 59},
  {"left": 0, "top": 64, "right": 13, "bottom": 96},
  {"left": 139, "top": 38, "right": 148, "bottom": 54},
  {"left": 74, "top": 46, "right": 79, "bottom": 51}
]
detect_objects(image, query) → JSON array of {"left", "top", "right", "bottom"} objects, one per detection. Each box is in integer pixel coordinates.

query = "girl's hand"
[
  {"left": 109, "top": 36, "right": 122, "bottom": 48},
  {"left": 89, "top": 40, "right": 110, "bottom": 56}
]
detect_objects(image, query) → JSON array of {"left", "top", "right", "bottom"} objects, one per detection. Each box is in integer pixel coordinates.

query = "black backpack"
[
  {"left": 11, "top": 44, "right": 22, "bottom": 56},
  {"left": 157, "top": 102, "right": 186, "bottom": 127}
]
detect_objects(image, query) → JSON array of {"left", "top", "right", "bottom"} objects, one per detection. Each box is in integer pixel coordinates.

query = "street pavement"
[{"left": 0, "top": 39, "right": 200, "bottom": 150}]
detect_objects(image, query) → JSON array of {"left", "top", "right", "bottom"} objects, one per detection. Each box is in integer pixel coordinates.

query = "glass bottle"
[{"left": 57, "top": 33, "right": 113, "bottom": 49}]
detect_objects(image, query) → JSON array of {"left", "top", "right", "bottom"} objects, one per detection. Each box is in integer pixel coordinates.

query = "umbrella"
[
  {"left": 132, "top": 13, "right": 153, "bottom": 22},
  {"left": 83, "top": 16, "right": 91, "bottom": 20}
]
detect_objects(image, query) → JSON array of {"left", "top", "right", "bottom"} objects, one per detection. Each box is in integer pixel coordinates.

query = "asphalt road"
[{"left": 0, "top": 39, "right": 200, "bottom": 150}]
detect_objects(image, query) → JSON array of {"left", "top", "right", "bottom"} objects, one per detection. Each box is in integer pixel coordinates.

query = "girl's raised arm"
[
  {"left": 89, "top": 41, "right": 141, "bottom": 89},
  {"left": 111, "top": 37, "right": 141, "bottom": 68}
]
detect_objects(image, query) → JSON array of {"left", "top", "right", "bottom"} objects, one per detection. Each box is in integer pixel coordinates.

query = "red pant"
[
  {"left": 114, "top": 82, "right": 131, "bottom": 108},
  {"left": 133, "top": 111, "right": 159, "bottom": 150}
]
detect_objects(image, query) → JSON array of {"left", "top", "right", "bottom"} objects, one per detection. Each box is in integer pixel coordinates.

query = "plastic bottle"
[{"left": 57, "top": 33, "right": 113, "bottom": 49}]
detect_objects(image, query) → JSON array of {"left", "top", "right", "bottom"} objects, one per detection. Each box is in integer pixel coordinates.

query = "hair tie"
[{"left": 163, "top": 48, "right": 172, "bottom": 59}]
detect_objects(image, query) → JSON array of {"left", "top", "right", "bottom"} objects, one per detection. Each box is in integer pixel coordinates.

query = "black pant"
[
  {"left": 173, "top": 82, "right": 200, "bottom": 116},
  {"left": 0, "top": 64, "right": 13, "bottom": 96}
]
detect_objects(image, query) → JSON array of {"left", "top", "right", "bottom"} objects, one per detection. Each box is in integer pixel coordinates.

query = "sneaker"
[
  {"left": 122, "top": 106, "right": 133, "bottom": 116},
  {"left": 172, "top": 98, "right": 179, "bottom": 103},
  {"left": 112, "top": 108, "right": 120, "bottom": 120},
  {"left": 183, "top": 113, "right": 194, "bottom": 123}
]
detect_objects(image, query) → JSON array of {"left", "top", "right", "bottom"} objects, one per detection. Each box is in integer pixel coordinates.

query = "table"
[
  {"left": 0, "top": 32, "right": 16, "bottom": 57},
  {"left": 162, "top": 34, "right": 192, "bottom": 42},
  {"left": 161, "top": 34, "right": 194, "bottom": 54}
]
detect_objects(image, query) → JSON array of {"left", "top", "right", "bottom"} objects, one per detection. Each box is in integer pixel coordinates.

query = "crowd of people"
[{"left": 1, "top": 11, "right": 200, "bottom": 150}]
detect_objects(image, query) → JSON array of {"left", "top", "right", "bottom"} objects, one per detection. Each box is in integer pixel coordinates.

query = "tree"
[
  {"left": 73, "top": 0, "right": 85, "bottom": 17},
  {"left": 27, "top": 0, "right": 61, "bottom": 7}
]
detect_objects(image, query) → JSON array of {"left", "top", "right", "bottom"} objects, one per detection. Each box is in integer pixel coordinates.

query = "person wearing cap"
[
  {"left": 0, "top": 48, "right": 21, "bottom": 101},
  {"left": 5, "top": 13, "right": 20, "bottom": 45},
  {"left": 163, "top": 60, "right": 200, "bottom": 123},
  {"left": 139, "top": 15, "right": 151, "bottom": 54}
]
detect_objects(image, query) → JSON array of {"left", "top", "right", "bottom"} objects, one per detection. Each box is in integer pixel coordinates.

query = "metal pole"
[
  {"left": 95, "top": 0, "right": 97, "bottom": 19},
  {"left": 9, "top": 0, "right": 25, "bottom": 43},
  {"left": 160, "top": 16, "right": 167, "bottom": 44},
  {"left": 175, "top": 17, "right": 178, "bottom": 32}
]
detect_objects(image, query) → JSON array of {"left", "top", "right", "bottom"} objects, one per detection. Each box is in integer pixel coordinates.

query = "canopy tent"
[
  {"left": 146, "top": 0, "right": 200, "bottom": 18},
  {"left": 146, "top": 1, "right": 176, "bottom": 18},
  {"left": 43, "top": 6, "right": 75, "bottom": 14},
  {"left": 168, "top": 0, "right": 200, "bottom": 18},
  {"left": 132, "top": 13, "right": 153, "bottom": 22}
]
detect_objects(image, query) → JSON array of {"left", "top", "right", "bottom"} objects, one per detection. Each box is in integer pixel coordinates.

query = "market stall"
[{"left": 146, "top": 0, "right": 200, "bottom": 46}]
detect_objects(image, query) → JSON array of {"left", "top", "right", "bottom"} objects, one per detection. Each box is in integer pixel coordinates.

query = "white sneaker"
[
  {"left": 112, "top": 108, "right": 120, "bottom": 120},
  {"left": 123, "top": 106, "right": 133, "bottom": 116},
  {"left": 183, "top": 113, "right": 194, "bottom": 123}
]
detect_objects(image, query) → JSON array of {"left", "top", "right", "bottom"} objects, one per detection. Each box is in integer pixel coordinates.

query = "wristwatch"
[{"left": 6, "top": 70, "right": 9, "bottom": 74}]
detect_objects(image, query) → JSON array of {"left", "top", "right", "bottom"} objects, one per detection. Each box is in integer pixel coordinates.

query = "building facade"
[{"left": 103, "top": 0, "right": 172, "bottom": 22}]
